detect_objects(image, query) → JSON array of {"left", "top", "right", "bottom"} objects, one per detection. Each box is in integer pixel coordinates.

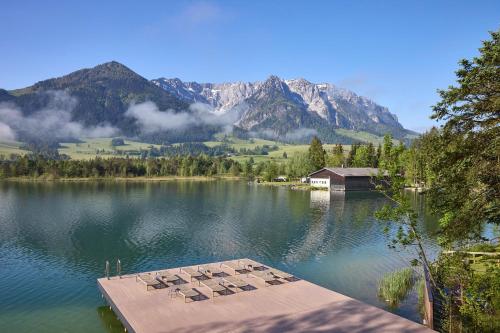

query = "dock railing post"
[
  {"left": 105, "top": 260, "right": 110, "bottom": 280},
  {"left": 117, "top": 259, "right": 122, "bottom": 279}
]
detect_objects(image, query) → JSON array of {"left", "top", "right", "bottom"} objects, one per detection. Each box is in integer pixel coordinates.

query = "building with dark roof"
[{"left": 308, "top": 167, "right": 387, "bottom": 191}]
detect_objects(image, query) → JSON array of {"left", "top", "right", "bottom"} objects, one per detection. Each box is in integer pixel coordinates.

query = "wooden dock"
[{"left": 98, "top": 259, "right": 434, "bottom": 333}]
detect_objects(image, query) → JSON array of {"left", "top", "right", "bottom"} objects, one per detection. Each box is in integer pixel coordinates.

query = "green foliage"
[
  {"left": 263, "top": 161, "right": 279, "bottom": 182},
  {"left": 238, "top": 144, "right": 279, "bottom": 155},
  {"left": 229, "top": 163, "right": 240, "bottom": 176},
  {"left": 327, "top": 143, "right": 344, "bottom": 167},
  {"left": 286, "top": 152, "right": 314, "bottom": 178},
  {"left": 400, "top": 129, "right": 439, "bottom": 187},
  {"left": 243, "top": 158, "right": 254, "bottom": 180},
  {"left": 308, "top": 136, "right": 326, "bottom": 170},
  {"left": 458, "top": 266, "right": 500, "bottom": 332},
  {"left": 427, "top": 30, "right": 500, "bottom": 246},
  {"left": 417, "top": 278, "right": 426, "bottom": 317},
  {"left": 467, "top": 243, "right": 498, "bottom": 252},
  {"left": 373, "top": 132, "right": 437, "bottom": 292},
  {"left": 374, "top": 30, "right": 500, "bottom": 330},
  {"left": 3, "top": 62, "right": 189, "bottom": 141},
  {"left": 378, "top": 268, "right": 415, "bottom": 307},
  {"left": 350, "top": 143, "right": 378, "bottom": 167},
  {"left": 0, "top": 154, "right": 242, "bottom": 178},
  {"left": 434, "top": 252, "right": 500, "bottom": 332}
]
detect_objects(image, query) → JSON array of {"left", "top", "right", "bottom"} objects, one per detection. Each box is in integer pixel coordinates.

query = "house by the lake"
[{"left": 309, "top": 167, "right": 387, "bottom": 191}]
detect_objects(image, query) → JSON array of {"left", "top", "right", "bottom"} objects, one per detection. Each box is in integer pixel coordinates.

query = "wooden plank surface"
[{"left": 98, "top": 259, "right": 434, "bottom": 333}]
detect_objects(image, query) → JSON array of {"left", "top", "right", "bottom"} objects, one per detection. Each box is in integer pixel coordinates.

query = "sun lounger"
[
  {"left": 156, "top": 270, "right": 182, "bottom": 286},
  {"left": 221, "top": 261, "right": 248, "bottom": 274},
  {"left": 250, "top": 271, "right": 280, "bottom": 286},
  {"left": 239, "top": 259, "right": 267, "bottom": 270},
  {"left": 223, "top": 275, "right": 251, "bottom": 292},
  {"left": 201, "top": 279, "right": 228, "bottom": 299},
  {"left": 136, "top": 273, "right": 163, "bottom": 291},
  {"left": 170, "top": 285, "right": 200, "bottom": 303},
  {"left": 269, "top": 269, "right": 294, "bottom": 281},
  {"left": 180, "top": 267, "right": 206, "bottom": 282},
  {"left": 199, "top": 265, "right": 224, "bottom": 277}
]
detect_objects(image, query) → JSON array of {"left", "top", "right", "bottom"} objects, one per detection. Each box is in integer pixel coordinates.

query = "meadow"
[
  {"left": 0, "top": 140, "right": 29, "bottom": 157},
  {"left": 0, "top": 127, "right": 397, "bottom": 163},
  {"left": 0, "top": 137, "right": 349, "bottom": 162},
  {"left": 57, "top": 138, "right": 161, "bottom": 159}
]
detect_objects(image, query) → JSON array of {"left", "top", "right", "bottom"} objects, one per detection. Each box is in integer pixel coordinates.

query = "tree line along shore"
[{"left": 0, "top": 132, "right": 432, "bottom": 190}]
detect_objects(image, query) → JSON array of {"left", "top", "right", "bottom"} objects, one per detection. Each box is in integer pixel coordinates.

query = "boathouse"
[{"left": 309, "top": 167, "right": 387, "bottom": 191}]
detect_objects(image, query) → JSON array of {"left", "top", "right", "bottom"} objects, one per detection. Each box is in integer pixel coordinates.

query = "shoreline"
[
  {"left": 253, "top": 181, "right": 315, "bottom": 191},
  {"left": 0, "top": 175, "right": 244, "bottom": 182}
]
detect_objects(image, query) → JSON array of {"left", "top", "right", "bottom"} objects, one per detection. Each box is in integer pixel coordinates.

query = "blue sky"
[{"left": 1, "top": 0, "right": 498, "bottom": 132}]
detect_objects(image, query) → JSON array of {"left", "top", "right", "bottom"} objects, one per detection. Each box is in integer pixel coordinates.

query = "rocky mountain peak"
[
  {"left": 152, "top": 74, "right": 413, "bottom": 140},
  {"left": 262, "top": 75, "right": 286, "bottom": 89},
  {"left": 256, "top": 75, "right": 293, "bottom": 100}
]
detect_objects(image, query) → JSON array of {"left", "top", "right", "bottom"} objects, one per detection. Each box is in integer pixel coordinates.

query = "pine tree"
[
  {"left": 346, "top": 142, "right": 359, "bottom": 167},
  {"left": 308, "top": 136, "right": 325, "bottom": 170},
  {"left": 367, "top": 142, "right": 376, "bottom": 167},
  {"left": 244, "top": 159, "right": 254, "bottom": 179}
]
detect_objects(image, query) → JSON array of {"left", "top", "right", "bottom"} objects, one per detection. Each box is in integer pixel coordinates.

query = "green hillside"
[{"left": 1, "top": 128, "right": 393, "bottom": 162}]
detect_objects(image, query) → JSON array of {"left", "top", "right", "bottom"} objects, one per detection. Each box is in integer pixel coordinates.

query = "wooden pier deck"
[{"left": 98, "top": 259, "right": 433, "bottom": 333}]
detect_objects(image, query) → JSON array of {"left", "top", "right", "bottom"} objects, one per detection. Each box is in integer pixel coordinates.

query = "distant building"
[{"left": 308, "top": 167, "right": 387, "bottom": 191}]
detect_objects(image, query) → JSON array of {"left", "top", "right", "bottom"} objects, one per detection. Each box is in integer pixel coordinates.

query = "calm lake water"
[{"left": 0, "top": 181, "right": 440, "bottom": 332}]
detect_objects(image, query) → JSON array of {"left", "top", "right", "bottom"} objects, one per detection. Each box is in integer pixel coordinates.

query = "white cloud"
[
  {"left": 250, "top": 127, "right": 317, "bottom": 142},
  {"left": 284, "top": 128, "right": 318, "bottom": 141},
  {"left": 0, "top": 122, "right": 15, "bottom": 141},
  {"left": 179, "top": 1, "right": 222, "bottom": 27},
  {"left": 172, "top": 1, "right": 223, "bottom": 30},
  {"left": 124, "top": 101, "right": 237, "bottom": 133},
  {"left": 0, "top": 91, "right": 118, "bottom": 140}
]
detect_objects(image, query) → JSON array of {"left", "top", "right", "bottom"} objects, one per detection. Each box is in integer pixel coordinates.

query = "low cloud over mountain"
[{"left": 0, "top": 61, "right": 415, "bottom": 144}]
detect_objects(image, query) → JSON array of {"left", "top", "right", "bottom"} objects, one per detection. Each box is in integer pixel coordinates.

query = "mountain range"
[
  {"left": 152, "top": 76, "right": 409, "bottom": 139},
  {"left": 0, "top": 61, "right": 415, "bottom": 144}
]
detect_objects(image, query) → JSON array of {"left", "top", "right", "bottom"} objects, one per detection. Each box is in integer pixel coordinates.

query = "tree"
[
  {"left": 375, "top": 30, "right": 500, "bottom": 331},
  {"left": 366, "top": 142, "right": 377, "bottom": 167},
  {"left": 264, "top": 161, "right": 278, "bottom": 182},
  {"left": 347, "top": 142, "right": 381, "bottom": 167},
  {"left": 379, "top": 134, "right": 394, "bottom": 170},
  {"left": 244, "top": 159, "right": 254, "bottom": 179},
  {"left": 346, "top": 142, "right": 359, "bottom": 167},
  {"left": 327, "top": 144, "right": 344, "bottom": 167},
  {"left": 376, "top": 144, "right": 382, "bottom": 166},
  {"left": 429, "top": 29, "right": 500, "bottom": 245},
  {"left": 308, "top": 136, "right": 325, "bottom": 170},
  {"left": 286, "top": 152, "right": 313, "bottom": 178},
  {"left": 352, "top": 145, "right": 371, "bottom": 167},
  {"left": 229, "top": 163, "right": 240, "bottom": 176}
]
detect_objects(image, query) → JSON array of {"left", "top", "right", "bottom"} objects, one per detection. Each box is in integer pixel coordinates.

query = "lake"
[{"left": 0, "top": 181, "right": 439, "bottom": 332}]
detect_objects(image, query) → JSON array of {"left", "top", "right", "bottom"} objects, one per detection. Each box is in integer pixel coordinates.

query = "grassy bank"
[
  {"left": 1, "top": 175, "right": 243, "bottom": 182},
  {"left": 252, "top": 181, "right": 317, "bottom": 191}
]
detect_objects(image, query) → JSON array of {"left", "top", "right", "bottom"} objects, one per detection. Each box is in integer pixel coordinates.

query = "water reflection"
[
  {"left": 96, "top": 306, "right": 124, "bottom": 333},
  {"left": 310, "top": 190, "right": 330, "bottom": 210},
  {"left": 0, "top": 181, "right": 440, "bottom": 332}
]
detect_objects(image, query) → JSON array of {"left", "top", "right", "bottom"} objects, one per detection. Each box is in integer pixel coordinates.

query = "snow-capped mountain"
[{"left": 153, "top": 75, "right": 410, "bottom": 140}]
